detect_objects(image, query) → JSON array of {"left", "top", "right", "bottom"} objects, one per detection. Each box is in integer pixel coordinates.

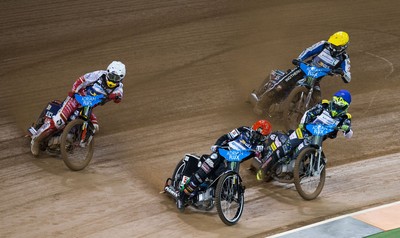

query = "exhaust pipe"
[{"left": 164, "top": 185, "right": 179, "bottom": 199}]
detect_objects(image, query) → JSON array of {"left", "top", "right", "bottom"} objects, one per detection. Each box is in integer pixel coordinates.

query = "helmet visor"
[
  {"left": 251, "top": 130, "right": 266, "bottom": 143},
  {"left": 107, "top": 72, "right": 123, "bottom": 83},
  {"left": 331, "top": 96, "right": 349, "bottom": 116},
  {"left": 329, "top": 44, "right": 346, "bottom": 55}
]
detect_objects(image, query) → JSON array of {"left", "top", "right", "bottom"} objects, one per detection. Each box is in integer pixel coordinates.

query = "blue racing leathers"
[{"left": 298, "top": 40, "right": 351, "bottom": 83}]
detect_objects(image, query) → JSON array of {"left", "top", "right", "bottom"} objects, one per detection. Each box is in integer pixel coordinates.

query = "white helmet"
[{"left": 106, "top": 61, "right": 126, "bottom": 88}]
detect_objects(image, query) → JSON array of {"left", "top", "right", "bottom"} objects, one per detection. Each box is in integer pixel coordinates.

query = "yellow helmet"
[{"left": 327, "top": 31, "right": 349, "bottom": 56}]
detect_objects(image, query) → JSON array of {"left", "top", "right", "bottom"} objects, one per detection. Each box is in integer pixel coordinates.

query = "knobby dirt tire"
[
  {"left": 171, "top": 159, "right": 187, "bottom": 212},
  {"left": 293, "top": 147, "right": 326, "bottom": 200},
  {"left": 60, "top": 119, "right": 94, "bottom": 171},
  {"left": 282, "top": 87, "right": 312, "bottom": 131},
  {"left": 172, "top": 160, "right": 185, "bottom": 189},
  {"left": 215, "top": 172, "right": 244, "bottom": 226}
]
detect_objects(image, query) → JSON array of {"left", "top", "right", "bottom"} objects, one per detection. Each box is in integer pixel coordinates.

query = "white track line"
[{"left": 267, "top": 201, "right": 400, "bottom": 238}]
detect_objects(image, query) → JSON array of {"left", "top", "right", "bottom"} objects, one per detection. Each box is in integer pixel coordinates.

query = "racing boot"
[
  {"left": 176, "top": 180, "right": 197, "bottom": 211},
  {"left": 30, "top": 119, "right": 57, "bottom": 156},
  {"left": 256, "top": 149, "right": 279, "bottom": 181}
]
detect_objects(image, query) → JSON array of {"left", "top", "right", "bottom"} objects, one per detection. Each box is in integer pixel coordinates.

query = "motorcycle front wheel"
[
  {"left": 60, "top": 119, "right": 94, "bottom": 171},
  {"left": 215, "top": 172, "right": 244, "bottom": 226},
  {"left": 293, "top": 147, "right": 326, "bottom": 200}
]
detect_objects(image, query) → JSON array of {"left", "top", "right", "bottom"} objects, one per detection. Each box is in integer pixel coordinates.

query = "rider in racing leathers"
[
  {"left": 177, "top": 120, "right": 273, "bottom": 210},
  {"left": 30, "top": 61, "right": 126, "bottom": 156},
  {"left": 253, "top": 31, "right": 351, "bottom": 114},
  {"left": 256, "top": 89, "right": 353, "bottom": 180}
]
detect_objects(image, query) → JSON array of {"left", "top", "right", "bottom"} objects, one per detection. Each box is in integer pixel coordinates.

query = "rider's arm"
[
  {"left": 339, "top": 114, "right": 353, "bottom": 139},
  {"left": 214, "top": 134, "right": 229, "bottom": 146},
  {"left": 214, "top": 126, "right": 247, "bottom": 146},
  {"left": 340, "top": 54, "right": 351, "bottom": 83},
  {"left": 300, "top": 103, "right": 325, "bottom": 125},
  {"left": 108, "top": 83, "right": 123, "bottom": 103},
  {"left": 71, "top": 70, "right": 103, "bottom": 95},
  {"left": 70, "top": 76, "right": 87, "bottom": 95},
  {"left": 297, "top": 41, "right": 326, "bottom": 61}
]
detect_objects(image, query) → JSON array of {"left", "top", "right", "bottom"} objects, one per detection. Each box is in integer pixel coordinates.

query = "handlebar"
[{"left": 293, "top": 59, "right": 343, "bottom": 76}]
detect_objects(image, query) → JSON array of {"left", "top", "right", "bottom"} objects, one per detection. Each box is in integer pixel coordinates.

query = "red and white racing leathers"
[{"left": 32, "top": 70, "right": 123, "bottom": 140}]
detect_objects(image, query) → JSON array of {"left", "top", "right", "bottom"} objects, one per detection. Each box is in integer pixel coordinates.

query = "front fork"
[
  {"left": 309, "top": 146, "right": 324, "bottom": 176},
  {"left": 300, "top": 76, "right": 315, "bottom": 109},
  {"left": 79, "top": 106, "right": 92, "bottom": 147},
  {"left": 305, "top": 87, "right": 314, "bottom": 109},
  {"left": 228, "top": 162, "right": 243, "bottom": 193}
]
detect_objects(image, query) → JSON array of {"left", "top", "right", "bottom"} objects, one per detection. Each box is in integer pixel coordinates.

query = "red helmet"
[{"left": 252, "top": 120, "right": 272, "bottom": 136}]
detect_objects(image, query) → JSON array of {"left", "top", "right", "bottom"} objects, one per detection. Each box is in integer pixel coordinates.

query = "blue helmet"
[{"left": 330, "top": 89, "right": 351, "bottom": 117}]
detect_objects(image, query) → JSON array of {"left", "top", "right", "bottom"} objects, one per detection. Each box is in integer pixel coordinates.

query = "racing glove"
[
  {"left": 210, "top": 145, "right": 218, "bottom": 152},
  {"left": 292, "top": 59, "right": 300, "bottom": 66},
  {"left": 108, "top": 93, "right": 122, "bottom": 103},
  {"left": 339, "top": 124, "right": 350, "bottom": 132},
  {"left": 332, "top": 68, "right": 344, "bottom": 76}
]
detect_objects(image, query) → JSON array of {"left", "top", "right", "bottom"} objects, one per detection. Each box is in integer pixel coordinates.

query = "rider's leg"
[
  {"left": 257, "top": 128, "right": 304, "bottom": 180},
  {"left": 177, "top": 154, "right": 222, "bottom": 209},
  {"left": 90, "top": 113, "right": 99, "bottom": 133}
]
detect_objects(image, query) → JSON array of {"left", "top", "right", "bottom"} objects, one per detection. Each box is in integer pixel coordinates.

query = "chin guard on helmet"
[
  {"left": 250, "top": 120, "right": 273, "bottom": 144},
  {"left": 105, "top": 61, "right": 126, "bottom": 88},
  {"left": 330, "top": 89, "right": 351, "bottom": 117},
  {"left": 252, "top": 120, "right": 272, "bottom": 136}
]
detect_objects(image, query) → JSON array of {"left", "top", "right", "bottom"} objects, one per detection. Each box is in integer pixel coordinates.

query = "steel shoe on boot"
[
  {"left": 30, "top": 138, "right": 40, "bottom": 156},
  {"left": 176, "top": 191, "right": 188, "bottom": 212},
  {"left": 176, "top": 182, "right": 196, "bottom": 211}
]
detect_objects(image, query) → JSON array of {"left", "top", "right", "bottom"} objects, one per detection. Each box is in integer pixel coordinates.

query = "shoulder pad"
[
  {"left": 322, "top": 99, "right": 329, "bottom": 105},
  {"left": 346, "top": 113, "right": 352, "bottom": 119}
]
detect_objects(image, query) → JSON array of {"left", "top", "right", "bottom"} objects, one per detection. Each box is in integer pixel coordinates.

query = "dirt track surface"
[{"left": 1, "top": 1, "right": 400, "bottom": 237}]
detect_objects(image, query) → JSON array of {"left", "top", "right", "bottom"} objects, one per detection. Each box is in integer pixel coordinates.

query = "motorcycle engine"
[
  {"left": 193, "top": 187, "right": 214, "bottom": 210},
  {"left": 276, "top": 159, "right": 295, "bottom": 176},
  {"left": 197, "top": 187, "right": 214, "bottom": 202}
]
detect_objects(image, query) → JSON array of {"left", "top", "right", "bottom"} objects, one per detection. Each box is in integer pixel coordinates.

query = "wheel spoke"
[
  {"left": 61, "top": 120, "right": 94, "bottom": 171},
  {"left": 216, "top": 173, "right": 244, "bottom": 225},
  {"left": 294, "top": 147, "right": 326, "bottom": 200}
]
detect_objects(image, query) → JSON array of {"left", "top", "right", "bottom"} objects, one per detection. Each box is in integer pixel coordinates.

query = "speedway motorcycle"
[
  {"left": 249, "top": 60, "right": 342, "bottom": 130},
  {"left": 28, "top": 89, "right": 104, "bottom": 171},
  {"left": 163, "top": 146, "right": 257, "bottom": 226},
  {"left": 251, "top": 123, "right": 337, "bottom": 200}
]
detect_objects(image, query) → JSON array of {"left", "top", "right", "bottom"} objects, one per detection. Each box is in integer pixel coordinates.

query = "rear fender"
[{"left": 181, "top": 154, "right": 202, "bottom": 177}]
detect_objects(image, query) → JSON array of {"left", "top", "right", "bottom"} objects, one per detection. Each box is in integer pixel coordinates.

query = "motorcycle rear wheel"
[
  {"left": 172, "top": 160, "right": 185, "bottom": 188},
  {"left": 215, "top": 172, "right": 244, "bottom": 226},
  {"left": 171, "top": 160, "right": 187, "bottom": 212},
  {"left": 293, "top": 147, "right": 326, "bottom": 200},
  {"left": 60, "top": 119, "right": 94, "bottom": 171},
  {"left": 282, "top": 87, "right": 310, "bottom": 130}
]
